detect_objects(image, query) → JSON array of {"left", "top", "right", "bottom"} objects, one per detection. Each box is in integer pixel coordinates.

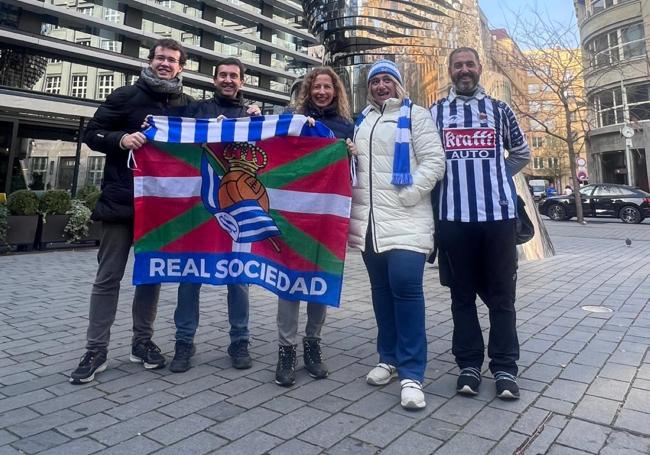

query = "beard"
[{"left": 452, "top": 72, "right": 480, "bottom": 93}]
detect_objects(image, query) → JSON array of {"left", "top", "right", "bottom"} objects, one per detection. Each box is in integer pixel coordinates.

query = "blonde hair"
[
  {"left": 295, "top": 67, "right": 352, "bottom": 120},
  {"left": 366, "top": 73, "right": 408, "bottom": 108}
]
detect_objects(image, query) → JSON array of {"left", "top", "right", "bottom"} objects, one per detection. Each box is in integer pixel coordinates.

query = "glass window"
[
  {"left": 548, "top": 157, "right": 559, "bottom": 168},
  {"left": 30, "top": 156, "right": 48, "bottom": 190},
  {"left": 580, "top": 185, "right": 595, "bottom": 196},
  {"left": 86, "top": 156, "right": 105, "bottom": 187},
  {"left": 594, "top": 184, "right": 625, "bottom": 196},
  {"left": 100, "top": 39, "right": 119, "bottom": 52},
  {"left": 77, "top": 6, "right": 93, "bottom": 15},
  {"left": 622, "top": 23, "right": 645, "bottom": 59},
  {"left": 77, "top": 39, "right": 91, "bottom": 46},
  {"left": 97, "top": 75, "right": 114, "bottom": 99},
  {"left": 104, "top": 8, "right": 120, "bottom": 23},
  {"left": 532, "top": 137, "right": 544, "bottom": 148},
  {"left": 533, "top": 157, "right": 545, "bottom": 169},
  {"left": 71, "top": 75, "right": 87, "bottom": 98},
  {"left": 587, "top": 22, "right": 645, "bottom": 67},
  {"left": 45, "top": 76, "right": 61, "bottom": 94}
]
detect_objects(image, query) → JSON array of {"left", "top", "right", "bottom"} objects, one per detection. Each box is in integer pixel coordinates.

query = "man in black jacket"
[
  {"left": 169, "top": 57, "right": 261, "bottom": 373},
  {"left": 70, "top": 39, "right": 192, "bottom": 384}
]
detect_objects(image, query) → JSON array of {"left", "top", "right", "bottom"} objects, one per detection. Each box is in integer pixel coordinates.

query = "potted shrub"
[
  {"left": 80, "top": 187, "right": 102, "bottom": 243},
  {"left": 6, "top": 189, "right": 40, "bottom": 248},
  {"left": 38, "top": 189, "right": 72, "bottom": 247},
  {"left": 65, "top": 199, "right": 92, "bottom": 243},
  {"left": 0, "top": 203, "right": 8, "bottom": 252}
]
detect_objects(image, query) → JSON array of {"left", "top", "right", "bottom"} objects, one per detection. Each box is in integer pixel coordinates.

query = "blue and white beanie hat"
[{"left": 367, "top": 59, "right": 403, "bottom": 85}]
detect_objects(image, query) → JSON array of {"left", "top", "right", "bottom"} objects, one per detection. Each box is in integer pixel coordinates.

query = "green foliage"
[
  {"left": 83, "top": 189, "right": 101, "bottom": 211},
  {"left": 0, "top": 203, "right": 8, "bottom": 247},
  {"left": 40, "top": 189, "right": 71, "bottom": 216},
  {"left": 76, "top": 185, "right": 99, "bottom": 201},
  {"left": 7, "top": 190, "right": 39, "bottom": 215},
  {"left": 64, "top": 199, "right": 92, "bottom": 242}
]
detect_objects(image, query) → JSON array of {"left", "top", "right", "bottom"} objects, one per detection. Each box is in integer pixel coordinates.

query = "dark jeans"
[
  {"left": 86, "top": 222, "right": 160, "bottom": 352},
  {"left": 361, "top": 237, "right": 427, "bottom": 382},
  {"left": 175, "top": 283, "right": 249, "bottom": 344},
  {"left": 438, "top": 219, "right": 519, "bottom": 376}
]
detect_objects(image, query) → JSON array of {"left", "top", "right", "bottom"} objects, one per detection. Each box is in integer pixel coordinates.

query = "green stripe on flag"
[
  {"left": 135, "top": 202, "right": 212, "bottom": 253},
  {"left": 151, "top": 142, "right": 203, "bottom": 170},
  {"left": 259, "top": 140, "right": 347, "bottom": 189},
  {"left": 270, "top": 209, "right": 343, "bottom": 276}
]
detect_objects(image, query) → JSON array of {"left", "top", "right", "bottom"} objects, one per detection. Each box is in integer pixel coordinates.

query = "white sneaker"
[
  {"left": 366, "top": 363, "right": 397, "bottom": 385},
  {"left": 400, "top": 379, "right": 426, "bottom": 410}
]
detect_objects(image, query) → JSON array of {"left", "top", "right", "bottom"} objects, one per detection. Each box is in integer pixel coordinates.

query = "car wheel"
[
  {"left": 620, "top": 206, "right": 642, "bottom": 224},
  {"left": 547, "top": 203, "right": 567, "bottom": 221}
]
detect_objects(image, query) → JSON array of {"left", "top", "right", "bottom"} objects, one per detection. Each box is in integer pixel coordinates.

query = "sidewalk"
[{"left": 1, "top": 220, "right": 649, "bottom": 454}]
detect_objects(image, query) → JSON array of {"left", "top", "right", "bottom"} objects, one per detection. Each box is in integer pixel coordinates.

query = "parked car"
[{"left": 539, "top": 183, "right": 650, "bottom": 224}]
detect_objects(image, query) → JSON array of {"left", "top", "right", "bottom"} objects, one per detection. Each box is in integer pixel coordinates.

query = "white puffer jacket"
[{"left": 349, "top": 98, "right": 446, "bottom": 254}]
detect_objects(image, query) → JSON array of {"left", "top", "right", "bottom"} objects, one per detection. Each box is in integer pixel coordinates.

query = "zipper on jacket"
[{"left": 367, "top": 104, "right": 385, "bottom": 253}]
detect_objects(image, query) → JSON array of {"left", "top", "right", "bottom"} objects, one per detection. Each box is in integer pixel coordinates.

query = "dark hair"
[
  {"left": 147, "top": 39, "right": 187, "bottom": 66},
  {"left": 448, "top": 47, "right": 481, "bottom": 67},
  {"left": 214, "top": 57, "right": 246, "bottom": 78}
]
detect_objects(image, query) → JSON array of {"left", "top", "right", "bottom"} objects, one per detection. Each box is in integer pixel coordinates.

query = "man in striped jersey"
[{"left": 431, "top": 47, "right": 530, "bottom": 400}]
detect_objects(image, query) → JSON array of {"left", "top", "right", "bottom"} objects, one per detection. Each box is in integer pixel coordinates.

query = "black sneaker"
[
  {"left": 457, "top": 367, "right": 481, "bottom": 395},
  {"left": 495, "top": 371, "right": 520, "bottom": 400},
  {"left": 227, "top": 340, "right": 252, "bottom": 369},
  {"left": 130, "top": 340, "right": 166, "bottom": 369},
  {"left": 303, "top": 337, "right": 328, "bottom": 379},
  {"left": 169, "top": 341, "right": 196, "bottom": 373},
  {"left": 69, "top": 350, "right": 108, "bottom": 384},
  {"left": 275, "top": 344, "right": 297, "bottom": 387}
]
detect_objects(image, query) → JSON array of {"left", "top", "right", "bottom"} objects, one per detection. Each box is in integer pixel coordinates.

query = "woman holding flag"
[
  {"left": 274, "top": 67, "right": 355, "bottom": 387},
  {"left": 348, "top": 60, "right": 445, "bottom": 409}
]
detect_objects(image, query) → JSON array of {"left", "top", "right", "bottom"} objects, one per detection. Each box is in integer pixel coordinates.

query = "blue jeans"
[
  {"left": 361, "top": 242, "right": 427, "bottom": 382},
  {"left": 174, "top": 283, "right": 250, "bottom": 344}
]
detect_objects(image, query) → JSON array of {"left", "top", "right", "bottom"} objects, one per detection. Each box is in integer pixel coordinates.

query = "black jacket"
[
  {"left": 84, "top": 79, "right": 192, "bottom": 222},
  {"left": 181, "top": 92, "right": 248, "bottom": 119},
  {"left": 303, "top": 103, "right": 354, "bottom": 140}
]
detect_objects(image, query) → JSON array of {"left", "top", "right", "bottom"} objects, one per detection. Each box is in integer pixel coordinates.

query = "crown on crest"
[{"left": 223, "top": 142, "right": 268, "bottom": 174}]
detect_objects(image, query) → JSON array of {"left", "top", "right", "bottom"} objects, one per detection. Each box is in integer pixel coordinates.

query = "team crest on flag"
[{"left": 132, "top": 114, "right": 351, "bottom": 307}]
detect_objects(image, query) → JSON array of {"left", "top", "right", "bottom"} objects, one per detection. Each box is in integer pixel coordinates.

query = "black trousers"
[{"left": 438, "top": 219, "right": 519, "bottom": 376}]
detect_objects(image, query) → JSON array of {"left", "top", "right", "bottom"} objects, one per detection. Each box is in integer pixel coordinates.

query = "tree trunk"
[{"left": 565, "top": 106, "right": 584, "bottom": 224}]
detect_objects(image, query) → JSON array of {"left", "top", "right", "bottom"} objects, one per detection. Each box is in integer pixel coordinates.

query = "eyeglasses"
[{"left": 153, "top": 55, "right": 180, "bottom": 64}]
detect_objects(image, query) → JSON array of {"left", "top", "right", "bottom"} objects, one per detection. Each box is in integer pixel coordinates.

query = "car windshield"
[
  {"left": 580, "top": 186, "right": 594, "bottom": 196},
  {"left": 532, "top": 186, "right": 545, "bottom": 192}
]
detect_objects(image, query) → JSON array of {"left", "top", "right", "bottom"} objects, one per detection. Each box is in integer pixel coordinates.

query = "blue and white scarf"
[{"left": 354, "top": 98, "right": 413, "bottom": 187}]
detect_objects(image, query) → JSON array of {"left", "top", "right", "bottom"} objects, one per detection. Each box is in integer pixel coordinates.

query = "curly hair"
[{"left": 295, "top": 67, "right": 351, "bottom": 120}]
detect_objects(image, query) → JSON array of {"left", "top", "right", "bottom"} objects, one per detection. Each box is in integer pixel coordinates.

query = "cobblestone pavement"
[{"left": 1, "top": 219, "right": 649, "bottom": 454}]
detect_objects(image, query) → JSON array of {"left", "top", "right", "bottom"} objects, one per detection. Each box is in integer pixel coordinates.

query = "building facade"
[
  {"left": 575, "top": 0, "right": 650, "bottom": 191},
  {"left": 0, "top": 0, "right": 318, "bottom": 194}
]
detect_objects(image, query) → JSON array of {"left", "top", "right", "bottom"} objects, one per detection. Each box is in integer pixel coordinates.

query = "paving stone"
[
  {"left": 463, "top": 406, "right": 519, "bottom": 441},
  {"left": 90, "top": 411, "right": 174, "bottom": 446},
  {"left": 325, "top": 437, "right": 380, "bottom": 455},
  {"left": 57, "top": 413, "right": 119, "bottom": 438},
  {"left": 197, "top": 401, "right": 246, "bottom": 422},
  {"left": 352, "top": 411, "right": 415, "bottom": 448},
  {"left": 150, "top": 432, "right": 227, "bottom": 455},
  {"left": 572, "top": 395, "right": 619, "bottom": 425},
  {"left": 525, "top": 425, "right": 562, "bottom": 455},
  {"left": 556, "top": 418, "right": 610, "bottom": 453},
  {"left": 431, "top": 395, "right": 487, "bottom": 426},
  {"left": 543, "top": 379, "right": 589, "bottom": 403},
  {"left": 587, "top": 377, "right": 630, "bottom": 401},
  {"left": 7, "top": 409, "right": 84, "bottom": 438},
  {"left": 93, "top": 436, "right": 161, "bottom": 455},
  {"left": 261, "top": 406, "right": 330, "bottom": 439},
  {"left": 36, "top": 437, "right": 105, "bottom": 455},
  {"left": 0, "top": 407, "right": 40, "bottom": 429},
  {"left": 434, "top": 432, "right": 494, "bottom": 455},
  {"left": 521, "top": 363, "right": 562, "bottom": 383},
  {"left": 559, "top": 364, "right": 600, "bottom": 383},
  {"left": 615, "top": 409, "right": 650, "bottom": 436},
  {"left": 0, "top": 389, "right": 54, "bottom": 414},
  {"left": 413, "top": 418, "right": 461, "bottom": 441},
  {"left": 269, "top": 439, "right": 323, "bottom": 455},
  {"left": 104, "top": 391, "right": 179, "bottom": 420},
  {"left": 546, "top": 444, "right": 593, "bottom": 454},
  {"left": 343, "top": 390, "right": 396, "bottom": 419},
  {"left": 8, "top": 430, "right": 70, "bottom": 454},
  {"left": 298, "top": 412, "right": 367, "bottom": 449},
  {"left": 381, "top": 431, "right": 442, "bottom": 455},
  {"left": 489, "top": 431, "right": 528, "bottom": 454},
  {"left": 600, "top": 430, "right": 650, "bottom": 455},
  {"left": 535, "top": 396, "right": 575, "bottom": 415},
  {"left": 210, "top": 407, "right": 282, "bottom": 440},
  {"left": 214, "top": 431, "right": 282, "bottom": 455},
  {"left": 598, "top": 362, "right": 638, "bottom": 382},
  {"left": 157, "top": 390, "right": 225, "bottom": 418},
  {"left": 623, "top": 387, "right": 650, "bottom": 413}
]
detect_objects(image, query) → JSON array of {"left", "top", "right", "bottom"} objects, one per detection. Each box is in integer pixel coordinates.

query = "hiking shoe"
[
  {"left": 130, "top": 340, "right": 166, "bottom": 369},
  {"left": 69, "top": 350, "right": 108, "bottom": 384},
  {"left": 457, "top": 367, "right": 481, "bottom": 395},
  {"left": 400, "top": 379, "right": 426, "bottom": 410},
  {"left": 495, "top": 371, "right": 520, "bottom": 400},
  {"left": 228, "top": 340, "right": 252, "bottom": 369},
  {"left": 303, "top": 337, "right": 328, "bottom": 379},
  {"left": 169, "top": 341, "right": 196, "bottom": 373},
  {"left": 366, "top": 363, "right": 397, "bottom": 385},
  {"left": 275, "top": 344, "right": 297, "bottom": 387}
]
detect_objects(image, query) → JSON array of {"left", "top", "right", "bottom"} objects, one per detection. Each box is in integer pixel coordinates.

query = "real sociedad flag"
[{"left": 200, "top": 151, "right": 280, "bottom": 243}]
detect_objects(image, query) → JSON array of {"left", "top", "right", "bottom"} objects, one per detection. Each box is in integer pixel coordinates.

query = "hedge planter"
[
  {"left": 84, "top": 221, "right": 102, "bottom": 245},
  {"left": 38, "top": 214, "right": 70, "bottom": 248},
  {"left": 6, "top": 215, "right": 39, "bottom": 247}
]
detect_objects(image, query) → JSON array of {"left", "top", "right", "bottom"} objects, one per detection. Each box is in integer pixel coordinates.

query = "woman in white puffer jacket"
[{"left": 350, "top": 59, "right": 445, "bottom": 410}]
